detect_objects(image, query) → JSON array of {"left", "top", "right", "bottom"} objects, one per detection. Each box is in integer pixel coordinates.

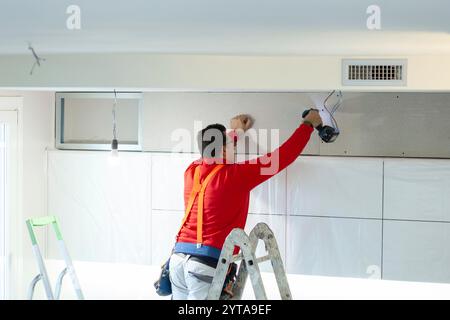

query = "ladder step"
[
  {"left": 256, "top": 255, "right": 271, "bottom": 264},
  {"left": 231, "top": 254, "right": 243, "bottom": 263},
  {"left": 231, "top": 254, "right": 271, "bottom": 264}
]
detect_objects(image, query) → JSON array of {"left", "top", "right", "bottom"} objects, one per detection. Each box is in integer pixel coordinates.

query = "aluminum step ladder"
[
  {"left": 26, "top": 216, "right": 84, "bottom": 300},
  {"left": 207, "top": 222, "right": 292, "bottom": 300}
]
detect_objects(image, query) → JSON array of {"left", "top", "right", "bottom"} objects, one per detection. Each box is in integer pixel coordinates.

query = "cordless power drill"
[{"left": 302, "top": 108, "right": 340, "bottom": 143}]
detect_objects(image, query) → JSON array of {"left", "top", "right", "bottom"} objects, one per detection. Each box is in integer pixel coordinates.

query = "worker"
[{"left": 168, "top": 110, "right": 323, "bottom": 299}]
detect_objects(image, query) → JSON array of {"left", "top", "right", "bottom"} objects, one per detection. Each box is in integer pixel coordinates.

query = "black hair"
[{"left": 197, "top": 123, "right": 227, "bottom": 158}]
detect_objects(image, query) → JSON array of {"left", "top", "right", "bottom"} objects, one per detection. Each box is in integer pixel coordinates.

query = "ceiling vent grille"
[{"left": 342, "top": 59, "right": 407, "bottom": 86}]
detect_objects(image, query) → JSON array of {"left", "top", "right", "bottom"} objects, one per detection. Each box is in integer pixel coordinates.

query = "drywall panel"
[
  {"left": 319, "top": 92, "right": 450, "bottom": 157},
  {"left": 286, "top": 216, "right": 382, "bottom": 279},
  {"left": 141, "top": 92, "right": 450, "bottom": 158},
  {"left": 287, "top": 157, "right": 383, "bottom": 219},
  {"left": 151, "top": 210, "right": 184, "bottom": 265},
  {"left": 47, "top": 151, "right": 151, "bottom": 264},
  {"left": 384, "top": 159, "right": 450, "bottom": 222},
  {"left": 141, "top": 92, "right": 321, "bottom": 155},
  {"left": 151, "top": 153, "right": 198, "bottom": 211},
  {"left": 383, "top": 220, "right": 450, "bottom": 283}
]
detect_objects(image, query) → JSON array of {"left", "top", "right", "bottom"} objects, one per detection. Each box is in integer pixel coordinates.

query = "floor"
[{"left": 27, "top": 259, "right": 450, "bottom": 300}]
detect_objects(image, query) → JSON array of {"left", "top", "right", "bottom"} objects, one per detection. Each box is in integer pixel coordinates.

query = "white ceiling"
[{"left": 1, "top": 0, "right": 450, "bottom": 55}]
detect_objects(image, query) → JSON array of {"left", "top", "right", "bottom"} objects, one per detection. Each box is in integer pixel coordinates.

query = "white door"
[{"left": 0, "top": 111, "right": 18, "bottom": 300}]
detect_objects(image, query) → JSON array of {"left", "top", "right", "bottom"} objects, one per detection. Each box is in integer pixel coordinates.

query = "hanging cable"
[
  {"left": 111, "top": 90, "right": 119, "bottom": 155},
  {"left": 322, "top": 90, "right": 342, "bottom": 133},
  {"left": 112, "top": 89, "right": 118, "bottom": 140},
  {"left": 303, "top": 90, "right": 343, "bottom": 143}
]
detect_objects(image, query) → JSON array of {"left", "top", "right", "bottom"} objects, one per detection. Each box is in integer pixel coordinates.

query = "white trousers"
[{"left": 169, "top": 253, "right": 216, "bottom": 300}]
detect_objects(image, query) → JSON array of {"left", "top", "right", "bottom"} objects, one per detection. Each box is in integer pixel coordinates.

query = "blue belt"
[{"left": 174, "top": 242, "right": 222, "bottom": 260}]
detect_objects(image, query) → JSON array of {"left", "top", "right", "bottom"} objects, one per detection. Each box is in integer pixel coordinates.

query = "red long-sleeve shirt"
[{"left": 174, "top": 123, "right": 314, "bottom": 259}]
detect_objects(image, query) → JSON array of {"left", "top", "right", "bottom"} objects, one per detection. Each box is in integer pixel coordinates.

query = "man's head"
[{"left": 197, "top": 124, "right": 235, "bottom": 163}]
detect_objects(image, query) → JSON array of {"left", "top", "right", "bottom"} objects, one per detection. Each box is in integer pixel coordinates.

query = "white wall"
[
  {"left": 5, "top": 89, "right": 450, "bottom": 298},
  {"left": 1, "top": 54, "right": 450, "bottom": 91},
  {"left": 383, "top": 159, "right": 450, "bottom": 282},
  {"left": 0, "top": 91, "right": 54, "bottom": 298},
  {"left": 47, "top": 151, "right": 151, "bottom": 264},
  {"left": 46, "top": 151, "right": 450, "bottom": 286}
]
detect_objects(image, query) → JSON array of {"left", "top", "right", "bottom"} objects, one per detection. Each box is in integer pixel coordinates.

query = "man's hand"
[
  {"left": 303, "top": 109, "right": 322, "bottom": 128},
  {"left": 230, "top": 114, "right": 254, "bottom": 132}
]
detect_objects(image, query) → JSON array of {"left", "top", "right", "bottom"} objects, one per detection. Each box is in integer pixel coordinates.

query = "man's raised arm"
[{"left": 232, "top": 111, "right": 322, "bottom": 190}]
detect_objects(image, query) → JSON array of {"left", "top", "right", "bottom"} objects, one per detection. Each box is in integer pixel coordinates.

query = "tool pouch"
[
  {"left": 154, "top": 258, "right": 172, "bottom": 296},
  {"left": 220, "top": 262, "right": 238, "bottom": 299}
]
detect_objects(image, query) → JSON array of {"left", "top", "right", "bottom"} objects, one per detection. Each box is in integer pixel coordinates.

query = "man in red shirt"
[{"left": 169, "top": 110, "right": 322, "bottom": 299}]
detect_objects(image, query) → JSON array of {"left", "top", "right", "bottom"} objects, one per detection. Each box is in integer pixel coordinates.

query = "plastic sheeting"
[
  {"left": 47, "top": 151, "right": 151, "bottom": 264},
  {"left": 47, "top": 151, "right": 450, "bottom": 284}
]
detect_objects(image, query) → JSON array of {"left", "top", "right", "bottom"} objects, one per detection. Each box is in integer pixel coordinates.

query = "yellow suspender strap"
[
  {"left": 178, "top": 164, "right": 224, "bottom": 247},
  {"left": 196, "top": 164, "right": 224, "bottom": 247},
  {"left": 180, "top": 166, "right": 201, "bottom": 228}
]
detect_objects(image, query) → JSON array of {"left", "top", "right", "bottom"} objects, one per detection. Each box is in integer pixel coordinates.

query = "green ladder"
[{"left": 26, "top": 216, "right": 84, "bottom": 300}]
